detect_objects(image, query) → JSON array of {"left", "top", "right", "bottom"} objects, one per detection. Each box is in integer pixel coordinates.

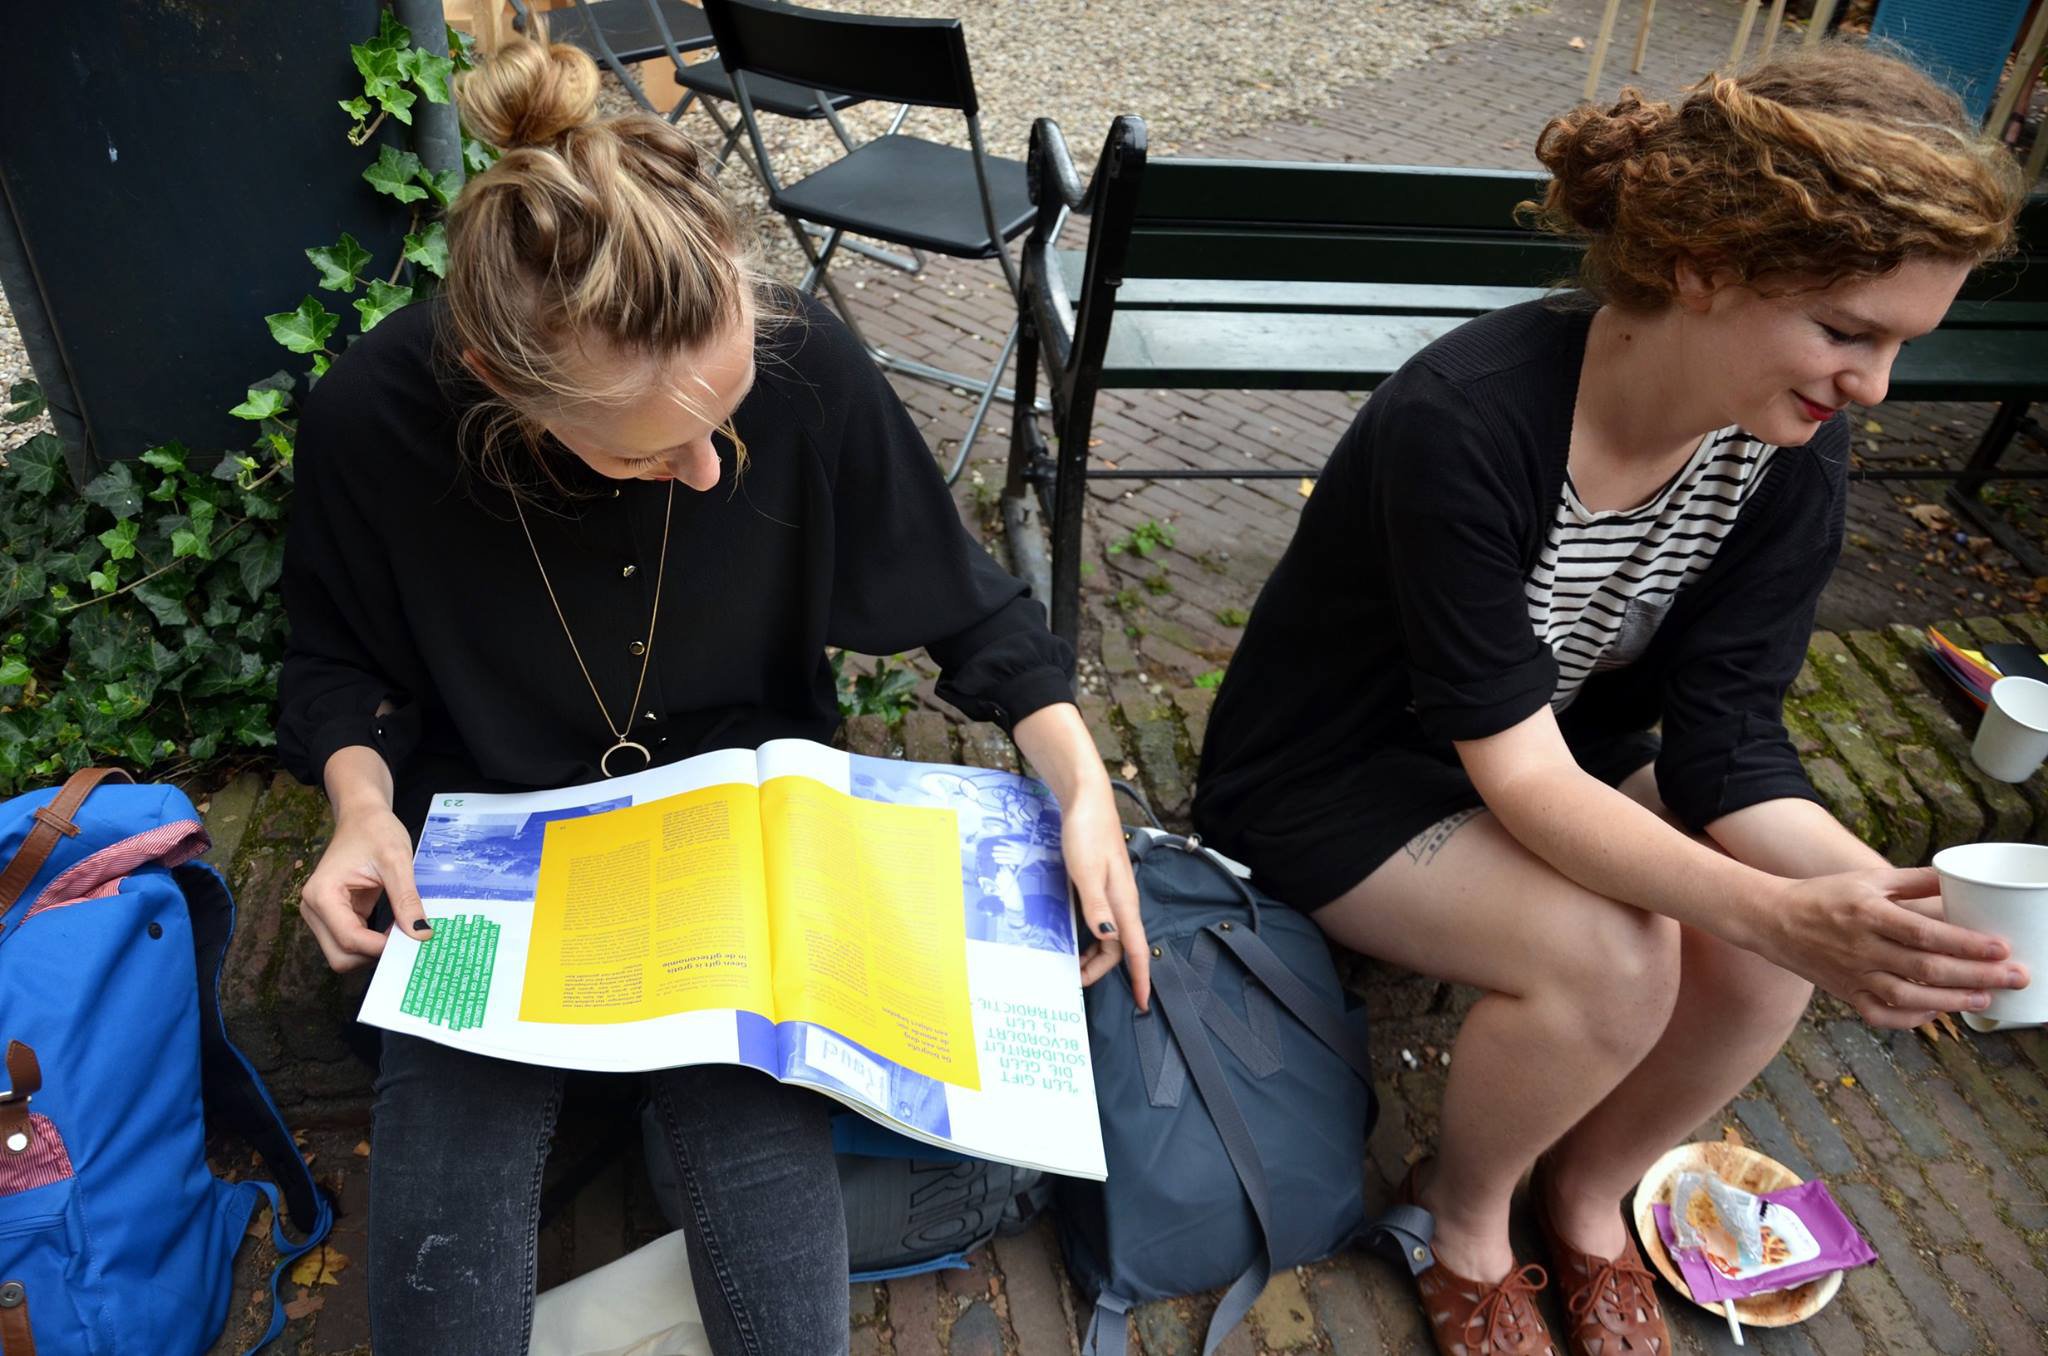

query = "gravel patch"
[{"left": 608, "top": 0, "right": 1536, "bottom": 283}]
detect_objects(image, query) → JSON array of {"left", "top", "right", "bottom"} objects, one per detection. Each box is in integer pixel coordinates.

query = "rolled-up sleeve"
[
  {"left": 1656, "top": 449, "right": 1842, "bottom": 831},
  {"left": 276, "top": 390, "right": 425, "bottom": 787},
  {"left": 814, "top": 317, "right": 1072, "bottom": 731},
  {"left": 1372, "top": 369, "right": 1558, "bottom": 743}
]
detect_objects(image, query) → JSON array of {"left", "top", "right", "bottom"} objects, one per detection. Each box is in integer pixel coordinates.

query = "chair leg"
[
  {"left": 794, "top": 217, "right": 1048, "bottom": 413},
  {"left": 941, "top": 318, "right": 1023, "bottom": 485}
]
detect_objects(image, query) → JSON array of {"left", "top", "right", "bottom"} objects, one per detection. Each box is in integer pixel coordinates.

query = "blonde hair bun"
[{"left": 455, "top": 14, "right": 600, "bottom": 150}]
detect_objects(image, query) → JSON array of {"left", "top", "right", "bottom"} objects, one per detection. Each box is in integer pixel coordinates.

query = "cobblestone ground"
[{"left": 203, "top": 0, "right": 2048, "bottom": 1351}]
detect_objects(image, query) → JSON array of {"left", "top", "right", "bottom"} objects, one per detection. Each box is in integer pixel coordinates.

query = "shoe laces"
[
  {"left": 1467, "top": 1262, "right": 1550, "bottom": 1350},
  {"left": 1568, "top": 1250, "right": 1659, "bottom": 1327}
]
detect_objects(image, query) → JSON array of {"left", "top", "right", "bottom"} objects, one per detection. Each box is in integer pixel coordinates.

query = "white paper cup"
[
  {"left": 1931, "top": 842, "right": 2048, "bottom": 1029},
  {"left": 1971, "top": 677, "right": 2048, "bottom": 782}
]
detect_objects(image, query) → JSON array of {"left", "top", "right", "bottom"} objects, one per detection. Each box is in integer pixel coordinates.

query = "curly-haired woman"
[{"left": 1193, "top": 44, "right": 2030, "bottom": 1356}]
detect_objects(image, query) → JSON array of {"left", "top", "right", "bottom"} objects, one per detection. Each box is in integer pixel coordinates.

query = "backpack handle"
[
  {"left": 0, "top": 767, "right": 133, "bottom": 918},
  {"left": 1, "top": 1039, "right": 41, "bottom": 1154}
]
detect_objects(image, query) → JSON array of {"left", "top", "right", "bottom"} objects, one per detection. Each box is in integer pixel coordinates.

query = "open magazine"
[{"left": 357, "top": 738, "right": 1106, "bottom": 1179}]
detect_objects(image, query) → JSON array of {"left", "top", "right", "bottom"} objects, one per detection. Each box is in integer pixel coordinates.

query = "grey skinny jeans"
[{"left": 368, "top": 1032, "right": 850, "bottom": 1356}]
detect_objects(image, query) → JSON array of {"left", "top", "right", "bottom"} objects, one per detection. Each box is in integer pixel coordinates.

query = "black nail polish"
[
  {"left": 412, "top": 919, "right": 432, "bottom": 933},
  {"left": 1097, "top": 921, "right": 1116, "bottom": 935}
]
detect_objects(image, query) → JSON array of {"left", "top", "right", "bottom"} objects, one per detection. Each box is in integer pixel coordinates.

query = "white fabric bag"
[{"left": 528, "top": 1230, "right": 711, "bottom": 1356}]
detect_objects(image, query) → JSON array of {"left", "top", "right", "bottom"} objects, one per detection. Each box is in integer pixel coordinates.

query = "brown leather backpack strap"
[
  {"left": 1, "top": 1041, "right": 40, "bottom": 1156},
  {"left": 0, "top": 1277, "right": 35, "bottom": 1355},
  {"left": 0, "top": 767, "right": 134, "bottom": 915}
]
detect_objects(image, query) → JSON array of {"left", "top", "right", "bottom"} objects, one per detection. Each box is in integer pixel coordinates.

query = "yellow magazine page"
[
  {"left": 519, "top": 782, "right": 775, "bottom": 1024},
  {"left": 759, "top": 774, "right": 981, "bottom": 1090}
]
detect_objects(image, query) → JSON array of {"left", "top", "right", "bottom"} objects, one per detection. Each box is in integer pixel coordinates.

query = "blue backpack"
[{"left": 0, "top": 768, "right": 332, "bottom": 1356}]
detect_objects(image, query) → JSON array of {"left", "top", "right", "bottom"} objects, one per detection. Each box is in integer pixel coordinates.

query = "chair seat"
[
  {"left": 675, "top": 56, "right": 860, "bottom": 120},
  {"left": 771, "top": 135, "right": 1033, "bottom": 259},
  {"left": 538, "top": 0, "right": 713, "bottom": 64}
]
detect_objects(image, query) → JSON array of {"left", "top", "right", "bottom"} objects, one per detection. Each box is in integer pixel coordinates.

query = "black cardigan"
[
  {"left": 1195, "top": 298, "right": 1843, "bottom": 844},
  {"left": 277, "top": 294, "right": 1073, "bottom": 837}
]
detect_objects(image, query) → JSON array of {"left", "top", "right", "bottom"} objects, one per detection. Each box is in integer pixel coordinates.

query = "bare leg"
[
  {"left": 1539, "top": 767, "right": 1812, "bottom": 1255},
  {"left": 1313, "top": 810, "right": 1682, "bottom": 1282}
]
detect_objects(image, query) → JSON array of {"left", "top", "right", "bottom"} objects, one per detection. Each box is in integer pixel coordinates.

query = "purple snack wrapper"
[{"left": 1651, "top": 1181, "right": 1876, "bottom": 1301}]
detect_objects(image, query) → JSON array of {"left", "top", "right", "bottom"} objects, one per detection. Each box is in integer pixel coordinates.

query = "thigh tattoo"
[{"left": 1402, "top": 807, "right": 1481, "bottom": 866}]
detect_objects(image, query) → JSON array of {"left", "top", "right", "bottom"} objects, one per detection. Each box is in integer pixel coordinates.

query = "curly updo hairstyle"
[
  {"left": 1526, "top": 43, "right": 2026, "bottom": 310},
  {"left": 443, "top": 7, "right": 768, "bottom": 488}
]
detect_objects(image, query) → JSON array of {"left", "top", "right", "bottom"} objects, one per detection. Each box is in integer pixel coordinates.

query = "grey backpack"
[{"left": 1059, "top": 825, "right": 1379, "bottom": 1356}]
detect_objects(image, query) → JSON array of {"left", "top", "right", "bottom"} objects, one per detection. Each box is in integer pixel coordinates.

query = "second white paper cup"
[
  {"left": 1932, "top": 842, "right": 2048, "bottom": 1029},
  {"left": 1972, "top": 676, "right": 2048, "bottom": 782}
]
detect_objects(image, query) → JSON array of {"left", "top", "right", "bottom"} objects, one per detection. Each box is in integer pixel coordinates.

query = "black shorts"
[{"left": 1219, "top": 727, "right": 1661, "bottom": 911}]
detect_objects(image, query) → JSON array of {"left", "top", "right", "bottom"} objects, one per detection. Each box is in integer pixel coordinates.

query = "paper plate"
[{"left": 1631, "top": 1141, "right": 1844, "bottom": 1327}]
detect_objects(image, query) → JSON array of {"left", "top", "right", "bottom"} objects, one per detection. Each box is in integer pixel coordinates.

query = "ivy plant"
[{"left": 0, "top": 11, "right": 486, "bottom": 794}]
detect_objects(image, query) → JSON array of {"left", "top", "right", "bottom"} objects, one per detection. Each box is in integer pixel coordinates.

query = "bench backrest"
[{"left": 1123, "top": 160, "right": 1566, "bottom": 288}]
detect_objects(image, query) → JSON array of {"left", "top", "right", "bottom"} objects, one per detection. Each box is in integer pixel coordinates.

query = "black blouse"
[
  {"left": 1196, "top": 298, "right": 1843, "bottom": 847},
  {"left": 277, "top": 293, "right": 1073, "bottom": 837}
]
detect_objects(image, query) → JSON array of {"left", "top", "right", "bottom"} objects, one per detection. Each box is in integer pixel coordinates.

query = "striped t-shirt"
[{"left": 1528, "top": 428, "right": 1779, "bottom": 711}]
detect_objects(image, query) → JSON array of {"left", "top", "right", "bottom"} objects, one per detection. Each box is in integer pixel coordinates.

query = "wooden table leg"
[
  {"left": 1632, "top": 0, "right": 1659, "bottom": 74},
  {"left": 1584, "top": 0, "right": 1627, "bottom": 101},
  {"left": 1759, "top": 0, "right": 1790, "bottom": 60},
  {"left": 1729, "top": 0, "right": 1760, "bottom": 66},
  {"left": 1803, "top": 0, "right": 1840, "bottom": 46}
]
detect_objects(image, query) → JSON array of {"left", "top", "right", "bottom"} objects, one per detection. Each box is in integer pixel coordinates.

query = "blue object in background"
[{"left": 1871, "top": 0, "right": 2033, "bottom": 125}]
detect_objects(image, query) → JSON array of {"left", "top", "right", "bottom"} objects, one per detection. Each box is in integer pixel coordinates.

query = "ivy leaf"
[
  {"left": 355, "top": 279, "right": 414, "bottom": 331},
  {"left": 233, "top": 537, "right": 285, "bottom": 600},
  {"left": 265, "top": 296, "right": 340, "bottom": 355},
  {"left": 82, "top": 463, "right": 143, "bottom": 520},
  {"left": 311, "top": 353, "right": 332, "bottom": 381},
  {"left": 381, "top": 84, "right": 418, "bottom": 125},
  {"left": 447, "top": 23, "right": 478, "bottom": 70},
  {"left": 338, "top": 95, "right": 373, "bottom": 121},
  {"left": 0, "top": 658, "right": 29, "bottom": 687},
  {"left": 230, "top": 387, "right": 290, "bottom": 421},
  {"left": 139, "top": 442, "right": 188, "bottom": 474},
  {"left": 410, "top": 49, "right": 454, "bottom": 104},
  {"left": 416, "top": 166, "right": 462, "bottom": 209},
  {"left": 131, "top": 581, "right": 191, "bottom": 629},
  {"left": 462, "top": 134, "right": 497, "bottom": 175},
  {"left": 377, "top": 9, "right": 410, "bottom": 47},
  {"left": 0, "top": 559, "right": 45, "bottom": 617},
  {"left": 402, "top": 221, "right": 448, "bottom": 277},
  {"left": 87, "top": 563, "right": 120, "bottom": 593},
  {"left": 364, "top": 146, "right": 428, "bottom": 203},
  {"left": 307, "top": 233, "right": 373, "bottom": 294},
  {"left": 7, "top": 435, "right": 67, "bottom": 496},
  {"left": 99, "top": 519, "right": 140, "bottom": 561},
  {"left": 4, "top": 380, "right": 44, "bottom": 425}
]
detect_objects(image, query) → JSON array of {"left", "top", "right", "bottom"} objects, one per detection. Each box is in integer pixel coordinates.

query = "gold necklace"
[{"left": 513, "top": 479, "right": 675, "bottom": 777}]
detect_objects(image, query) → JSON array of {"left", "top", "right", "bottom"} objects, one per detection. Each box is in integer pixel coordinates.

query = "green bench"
[{"left": 1001, "top": 114, "right": 2048, "bottom": 645}]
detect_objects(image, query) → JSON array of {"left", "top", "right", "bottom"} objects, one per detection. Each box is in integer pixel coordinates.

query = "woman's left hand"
[{"left": 1061, "top": 783, "right": 1150, "bottom": 1010}]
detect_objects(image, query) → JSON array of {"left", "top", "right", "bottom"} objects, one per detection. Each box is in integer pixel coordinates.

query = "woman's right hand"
[
  {"left": 1756, "top": 866, "right": 2024, "bottom": 1029},
  {"left": 299, "top": 803, "right": 429, "bottom": 972}
]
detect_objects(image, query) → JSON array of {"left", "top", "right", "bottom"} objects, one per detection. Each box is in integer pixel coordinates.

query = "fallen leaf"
[
  {"left": 290, "top": 1245, "right": 350, "bottom": 1288},
  {"left": 1839, "top": 1074, "right": 1857, "bottom": 1088},
  {"left": 1087, "top": 438, "right": 1104, "bottom": 448},
  {"left": 1917, "top": 1019, "right": 1942, "bottom": 1042},
  {"left": 1864, "top": 418, "right": 1884, "bottom": 434},
  {"left": 1568, "top": 34, "right": 1587, "bottom": 48},
  {"left": 1119, "top": 761, "right": 1138, "bottom": 780},
  {"left": 1403, "top": 1143, "right": 1428, "bottom": 1166},
  {"left": 353, "top": 1140, "right": 371, "bottom": 1158},
  {"left": 246, "top": 1207, "right": 272, "bottom": 1240},
  {"left": 1721, "top": 1124, "right": 1746, "bottom": 1146},
  {"left": 1905, "top": 503, "right": 1955, "bottom": 532},
  {"left": 284, "top": 1293, "right": 326, "bottom": 1321},
  {"left": 300, "top": 1151, "right": 317, "bottom": 1169},
  {"left": 1937, "top": 1012, "right": 1964, "bottom": 1040},
  {"left": 1298, "top": 478, "right": 1315, "bottom": 498}
]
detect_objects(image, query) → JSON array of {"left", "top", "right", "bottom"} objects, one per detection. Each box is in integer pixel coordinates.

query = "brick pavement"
[{"left": 207, "top": 0, "right": 2048, "bottom": 1351}]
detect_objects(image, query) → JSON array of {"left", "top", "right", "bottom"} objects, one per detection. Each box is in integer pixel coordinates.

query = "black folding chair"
[
  {"left": 504, "top": 1, "right": 922, "bottom": 276},
  {"left": 703, "top": 0, "right": 1040, "bottom": 481}
]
